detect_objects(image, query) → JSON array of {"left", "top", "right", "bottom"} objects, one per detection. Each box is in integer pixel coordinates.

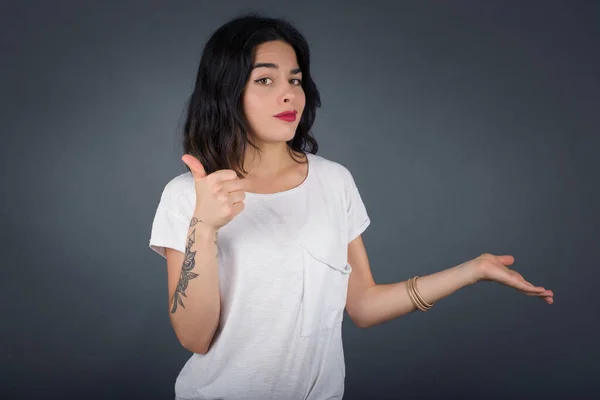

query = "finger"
[
  {"left": 537, "top": 294, "right": 553, "bottom": 304},
  {"left": 208, "top": 169, "right": 239, "bottom": 183},
  {"left": 226, "top": 190, "right": 246, "bottom": 205},
  {"left": 535, "top": 296, "right": 552, "bottom": 304},
  {"left": 519, "top": 290, "right": 554, "bottom": 306},
  {"left": 230, "top": 200, "right": 245, "bottom": 218},
  {"left": 520, "top": 289, "right": 553, "bottom": 297},
  {"left": 515, "top": 281, "right": 546, "bottom": 293},
  {"left": 497, "top": 255, "right": 515, "bottom": 266},
  {"left": 221, "top": 178, "right": 249, "bottom": 193},
  {"left": 182, "top": 154, "right": 206, "bottom": 178}
]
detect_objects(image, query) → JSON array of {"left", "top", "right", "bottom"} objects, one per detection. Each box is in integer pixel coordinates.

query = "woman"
[{"left": 149, "top": 13, "right": 554, "bottom": 400}]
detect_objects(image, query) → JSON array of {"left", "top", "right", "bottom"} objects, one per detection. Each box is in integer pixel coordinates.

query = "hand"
[
  {"left": 471, "top": 253, "right": 554, "bottom": 304},
  {"left": 181, "top": 154, "right": 246, "bottom": 230}
]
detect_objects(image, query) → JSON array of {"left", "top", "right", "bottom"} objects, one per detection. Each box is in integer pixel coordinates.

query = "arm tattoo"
[{"left": 169, "top": 218, "right": 218, "bottom": 313}]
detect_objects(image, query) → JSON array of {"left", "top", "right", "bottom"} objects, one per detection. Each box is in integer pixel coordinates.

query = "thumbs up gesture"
[{"left": 181, "top": 154, "right": 246, "bottom": 231}]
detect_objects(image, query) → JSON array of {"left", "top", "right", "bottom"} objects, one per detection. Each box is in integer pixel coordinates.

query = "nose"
[{"left": 281, "top": 84, "right": 295, "bottom": 104}]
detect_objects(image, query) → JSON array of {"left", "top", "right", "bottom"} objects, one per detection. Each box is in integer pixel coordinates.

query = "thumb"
[
  {"left": 498, "top": 255, "right": 515, "bottom": 266},
  {"left": 181, "top": 154, "right": 207, "bottom": 178}
]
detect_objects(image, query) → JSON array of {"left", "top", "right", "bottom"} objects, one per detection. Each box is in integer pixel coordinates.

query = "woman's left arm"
[{"left": 345, "top": 235, "right": 554, "bottom": 329}]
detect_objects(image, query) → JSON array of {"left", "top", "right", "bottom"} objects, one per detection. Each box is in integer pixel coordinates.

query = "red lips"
[
  {"left": 274, "top": 110, "right": 297, "bottom": 122},
  {"left": 274, "top": 110, "right": 297, "bottom": 117}
]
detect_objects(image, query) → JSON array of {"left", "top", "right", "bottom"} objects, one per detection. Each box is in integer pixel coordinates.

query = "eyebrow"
[{"left": 252, "top": 63, "right": 302, "bottom": 74}]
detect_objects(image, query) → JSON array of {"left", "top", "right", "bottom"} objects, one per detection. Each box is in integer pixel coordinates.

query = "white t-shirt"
[{"left": 149, "top": 152, "right": 370, "bottom": 400}]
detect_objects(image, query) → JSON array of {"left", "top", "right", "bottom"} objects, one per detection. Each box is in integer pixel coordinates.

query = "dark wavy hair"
[{"left": 181, "top": 13, "right": 321, "bottom": 177}]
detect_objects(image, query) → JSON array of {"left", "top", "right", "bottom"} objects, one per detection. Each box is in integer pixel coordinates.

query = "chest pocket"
[
  {"left": 300, "top": 245, "right": 351, "bottom": 337},
  {"left": 298, "top": 186, "right": 350, "bottom": 337}
]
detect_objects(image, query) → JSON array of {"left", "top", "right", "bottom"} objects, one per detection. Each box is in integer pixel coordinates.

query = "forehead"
[{"left": 253, "top": 40, "right": 298, "bottom": 64}]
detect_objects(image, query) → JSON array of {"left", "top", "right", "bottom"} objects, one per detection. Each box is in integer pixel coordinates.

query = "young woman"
[{"left": 149, "top": 13, "right": 554, "bottom": 400}]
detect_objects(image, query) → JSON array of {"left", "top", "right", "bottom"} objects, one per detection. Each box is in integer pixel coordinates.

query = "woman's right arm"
[
  {"left": 164, "top": 153, "right": 245, "bottom": 354},
  {"left": 165, "top": 208, "right": 220, "bottom": 354}
]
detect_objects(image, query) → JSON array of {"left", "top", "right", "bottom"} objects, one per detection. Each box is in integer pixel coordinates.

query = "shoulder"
[
  {"left": 308, "top": 152, "right": 356, "bottom": 187},
  {"left": 157, "top": 171, "right": 196, "bottom": 217},
  {"left": 160, "top": 171, "right": 194, "bottom": 200}
]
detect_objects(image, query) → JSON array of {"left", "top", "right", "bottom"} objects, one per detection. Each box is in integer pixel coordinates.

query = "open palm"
[{"left": 474, "top": 253, "right": 554, "bottom": 304}]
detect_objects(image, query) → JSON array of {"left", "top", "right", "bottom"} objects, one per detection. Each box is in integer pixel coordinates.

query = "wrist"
[
  {"left": 462, "top": 260, "right": 484, "bottom": 286},
  {"left": 190, "top": 214, "right": 218, "bottom": 238},
  {"left": 467, "top": 259, "right": 485, "bottom": 284}
]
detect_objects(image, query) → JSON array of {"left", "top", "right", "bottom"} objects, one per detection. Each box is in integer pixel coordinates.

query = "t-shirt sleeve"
[
  {"left": 149, "top": 188, "right": 190, "bottom": 259},
  {"left": 345, "top": 167, "right": 371, "bottom": 243}
]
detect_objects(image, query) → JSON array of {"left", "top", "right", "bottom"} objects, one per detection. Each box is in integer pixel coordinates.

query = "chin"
[{"left": 255, "top": 128, "right": 298, "bottom": 143}]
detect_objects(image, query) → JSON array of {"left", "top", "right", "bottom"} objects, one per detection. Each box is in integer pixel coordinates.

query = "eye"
[
  {"left": 291, "top": 78, "right": 303, "bottom": 85},
  {"left": 255, "top": 77, "right": 273, "bottom": 85}
]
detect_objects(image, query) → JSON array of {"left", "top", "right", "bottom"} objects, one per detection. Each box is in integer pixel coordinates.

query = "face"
[{"left": 243, "top": 40, "right": 306, "bottom": 145}]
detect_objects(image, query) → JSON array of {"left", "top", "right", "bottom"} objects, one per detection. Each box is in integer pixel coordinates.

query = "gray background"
[{"left": 2, "top": 0, "right": 598, "bottom": 399}]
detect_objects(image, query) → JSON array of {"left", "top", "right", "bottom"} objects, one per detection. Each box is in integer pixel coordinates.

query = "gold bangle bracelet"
[
  {"left": 409, "top": 276, "right": 429, "bottom": 311},
  {"left": 412, "top": 276, "right": 434, "bottom": 309},
  {"left": 407, "top": 276, "right": 428, "bottom": 312}
]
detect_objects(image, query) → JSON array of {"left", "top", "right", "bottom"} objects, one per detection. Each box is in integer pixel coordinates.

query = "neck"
[{"left": 243, "top": 141, "right": 298, "bottom": 179}]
